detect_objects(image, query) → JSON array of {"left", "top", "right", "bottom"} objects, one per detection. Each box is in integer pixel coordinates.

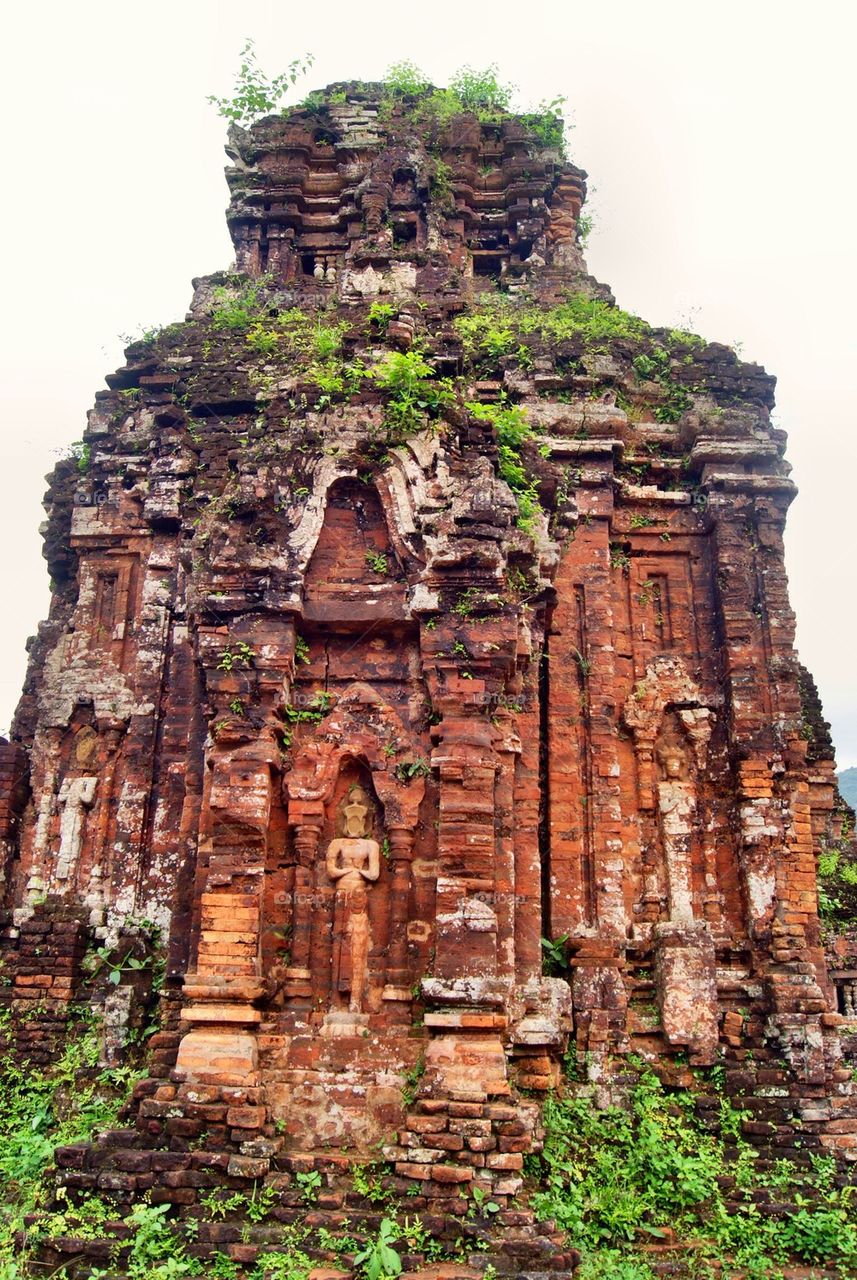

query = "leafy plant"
[
  {"left": 520, "top": 95, "right": 568, "bottom": 150},
  {"left": 246, "top": 323, "right": 280, "bottom": 353},
  {"left": 353, "top": 1216, "right": 402, "bottom": 1279},
  {"left": 84, "top": 942, "right": 154, "bottom": 986},
  {"left": 124, "top": 1201, "right": 200, "bottom": 1279},
  {"left": 199, "top": 1189, "right": 249, "bottom": 1221},
  {"left": 540, "top": 933, "right": 571, "bottom": 976},
  {"left": 211, "top": 281, "right": 266, "bottom": 330},
  {"left": 367, "top": 301, "right": 397, "bottom": 332},
  {"left": 469, "top": 1185, "right": 500, "bottom": 1218},
  {"left": 383, "top": 61, "right": 432, "bottom": 97},
  {"left": 217, "top": 640, "right": 256, "bottom": 672},
  {"left": 368, "top": 350, "right": 453, "bottom": 437},
  {"left": 249, "top": 1251, "right": 312, "bottom": 1280},
  {"left": 394, "top": 758, "right": 431, "bottom": 783},
  {"left": 401, "top": 1054, "right": 426, "bottom": 1106},
  {"left": 295, "top": 1168, "right": 322, "bottom": 1204},
  {"left": 429, "top": 159, "right": 453, "bottom": 206},
  {"left": 609, "top": 542, "right": 631, "bottom": 572},
  {"left": 70, "top": 441, "right": 91, "bottom": 474},
  {"left": 365, "top": 550, "right": 390, "bottom": 575},
  {"left": 528, "top": 1066, "right": 857, "bottom": 1276},
  {"left": 352, "top": 1162, "right": 395, "bottom": 1207},
  {"left": 778, "top": 1206, "right": 857, "bottom": 1264},
  {"left": 466, "top": 400, "right": 542, "bottom": 532},
  {"left": 208, "top": 40, "right": 315, "bottom": 124},
  {"left": 449, "top": 64, "right": 515, "bottom": 111}
]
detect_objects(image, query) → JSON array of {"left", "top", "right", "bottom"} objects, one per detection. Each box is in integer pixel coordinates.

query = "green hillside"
[{"left": 840, "top": 767, "right": 857, "bottom": 811}]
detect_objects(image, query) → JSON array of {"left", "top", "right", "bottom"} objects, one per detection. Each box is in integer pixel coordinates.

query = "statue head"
[
  {"left": 73, "top": 725, "right": 98, "bottom": 768},
  {"left": 343, "top": 786, "right": 371, "bottom": 838},
  {"left": 655, "top": 733, "right": 689, "bottom": 781}
]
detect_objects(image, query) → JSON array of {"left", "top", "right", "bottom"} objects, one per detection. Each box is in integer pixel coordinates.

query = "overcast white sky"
[{"left": 0, "top": 0, "right": 854, "bottom": 766}]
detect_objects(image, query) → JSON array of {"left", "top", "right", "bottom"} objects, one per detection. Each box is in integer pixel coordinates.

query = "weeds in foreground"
[{"left": 528, "top": 1066, "right": 857, "bottom": 1277}]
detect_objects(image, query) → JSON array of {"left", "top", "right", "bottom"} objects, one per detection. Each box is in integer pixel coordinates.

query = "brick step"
[{"left": 35, "top": 1224, "right": 580, "bottom": 1279}]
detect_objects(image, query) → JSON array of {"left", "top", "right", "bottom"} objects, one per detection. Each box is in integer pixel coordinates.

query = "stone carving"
[
  {"left": 624, "top": 656, "right": 714, "bottom": 811},
  {"left": 0, "top": 75, "right": 854, "bottom": 1256},
  {"left": 326, "top": 786, "right": 381, "bottom": 1014},
  {"left": 654, "top": 732, "right": 695, "bottom": 925},
  {"left": 56, "top": 775, "right": 97, "bottom": 883},
  {"left": 72, "top": 725, "right": 98, "bottom": 768}
]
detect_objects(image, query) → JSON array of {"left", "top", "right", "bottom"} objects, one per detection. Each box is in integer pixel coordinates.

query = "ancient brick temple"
[{"left": 1, "top": 79, "right": 855, "bottom": 1256}]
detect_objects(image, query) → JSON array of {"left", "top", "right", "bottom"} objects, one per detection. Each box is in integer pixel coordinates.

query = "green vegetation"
[
  {"left": 211, "top": 280, "right": 269, "bottom": 330},
  {"left": 447, "top": 63, "right": 515, "bottom": 112},
  {"left": 209, "top": 44, "right": 568, "bottom": 157},
  {"left": 382, "top": 60, "right": 432, "bottom": 98},
  {"left": 466, "top": 400, "right": 542, "bottom": 532},
  {"left": 294, "top": 1169, "right": 322, "bottom": 1204},
  {"left": 454, "top": 292, "right": 652, "bottom": 361},
  {"left": 0, "top": 1015, "right": 147, "bottom": 1275},
  {"left": 380, "top": 60, "right": 565, "bottom": 152},
  {"left": 632, "top": 347, "right": 691, "bottom": 423},
  {"left": 353, "top": 1216, "right": 402, "bottom": 1279},
  {"left": 401, "top": 1054, "right": 426, "bottom": 1106},
  {"left": 366, "top": 300, "right": 397, "bottom": 333},
  {"left": 4, "top": 1015, "right": 854, "bottom": 1278},
  {"left": 69, "top": 441, "right": 91, "bottom": 475},
  {"left": 519, "top": 94, "right": 568, "bottom": 149},
  {"left": 367, "top": 350, "right": 454, "bottom": 437},
  {"left": 528, "top": 1066, "right": 857, "bottom": 1277},
  {"left": 83, "top": 938, "right": 162, "bottom": 990},
  {"left": 278, "top": 691, "right": 334, "bottom": 750},
  {"left": 540, "top": 932, "right": 571, "bottom": 976},
  {"left": 208, "top": 40, "right": 314, "bottom": 124},
  {"left": 453, "top": 295, "right": 702, "bottom": 428},
  {"left": 393, "top": 757, "right": 431, "bottom": 783},
  {"left": 365, "top": 550, "right": 390, "bottom": 575},
  {"left": 217, "top": 640, "right": 256, "bottom": 672},
  {"left": 817, "top": 820, "right": 857, "bottom": 928}
]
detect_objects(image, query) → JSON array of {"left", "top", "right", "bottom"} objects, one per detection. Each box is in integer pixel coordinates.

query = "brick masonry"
[{"left": 1, "top": 78, "right": 856, "bottom": 1271}]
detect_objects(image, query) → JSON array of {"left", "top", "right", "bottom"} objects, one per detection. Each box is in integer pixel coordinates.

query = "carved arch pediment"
[
  {"left": 286, "top": 438, "right": 441, "bottom": 581},
  {"left": 284, "top": 681, "right": 426, "bottom": 828},
  {"left": 623, "top": 657, "right": 715, "bottom": 809}
]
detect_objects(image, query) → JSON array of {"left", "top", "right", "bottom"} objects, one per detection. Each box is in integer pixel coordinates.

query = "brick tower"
[{"left": 2, "top": 79, "right": 855, "bottom": 1272}]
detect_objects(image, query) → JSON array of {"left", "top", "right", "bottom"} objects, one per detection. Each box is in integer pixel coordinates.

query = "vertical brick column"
[
  {"left": 289, "top": 822, "right": 321, "bottom": 979},
  {"left": 175, "top": 738, "right": 276, "bottom": 1087},
  {"left": 431, "top": 713, "right": 500, "bottom": 985},
  {"left": 0, "top": 742, "right": 28, "bottom": 890},
  {"left": 385, "top": 825, "right": 415, "bottom": 989}
]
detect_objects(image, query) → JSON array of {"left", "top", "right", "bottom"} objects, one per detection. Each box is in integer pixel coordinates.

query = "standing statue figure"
[
  {"left": 654, "top": 733, "right": 695, "bottom": 925},
  {"left": 326, "top": 787, "right": 381, "bottom": 1013},
  {"left": 56, "top": 776, "right": 98, "bottom": 885}
]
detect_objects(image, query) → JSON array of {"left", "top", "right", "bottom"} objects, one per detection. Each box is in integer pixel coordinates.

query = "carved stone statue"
[
  {"left": 56, "top": 775, "right": 97, "bottom": 883},
  {"left": 654, "top": 733, "right": 694, "bottom": 924},
  {"left": 656, "top": 734, "right": 691, "bottom": 783},
  {"left": 326, "top": 787, "right": 381, "bottom": 1013}
]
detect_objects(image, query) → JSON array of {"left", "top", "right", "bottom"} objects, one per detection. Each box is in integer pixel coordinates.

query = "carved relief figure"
[
  {"left": 56, "top": 775, "right": 97, "bottom": 883},
  {"left": 326, "top": 787, "right": 381, "bottom": 1013},
  {"left": 655, "top": 731, "right": 695, "bottom": 925}
]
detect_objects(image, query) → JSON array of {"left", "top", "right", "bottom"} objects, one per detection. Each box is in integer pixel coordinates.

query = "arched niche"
[
  {"left": 266, "top": 682, "right": 431, "bottom": 1025},
  {"left": 302, "top": 476, "right": 408, "bottom": 624}
]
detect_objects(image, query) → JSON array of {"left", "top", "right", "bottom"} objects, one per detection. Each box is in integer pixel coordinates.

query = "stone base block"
[
  {"left": 174, "top": 1027, "right": 260, "bottom": 1086},
  {"left": 424, "top": 1033, "right": 510, "bottom": 1099},
  {"left": 655, "top": 921, "right": 718, "bottom": 1064},
  {"left": 320, "top": 1010, "right": 370, "bottom": 1038}
]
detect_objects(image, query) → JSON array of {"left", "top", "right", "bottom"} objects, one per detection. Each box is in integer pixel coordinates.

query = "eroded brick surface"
[{"left": 1, "top": 78, "right": 856, "bottom": 1271}]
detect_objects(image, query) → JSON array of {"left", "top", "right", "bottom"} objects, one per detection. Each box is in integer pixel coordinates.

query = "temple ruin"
[{"left": 1, "top": 78, "right": 855, "bottom": 1275}]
